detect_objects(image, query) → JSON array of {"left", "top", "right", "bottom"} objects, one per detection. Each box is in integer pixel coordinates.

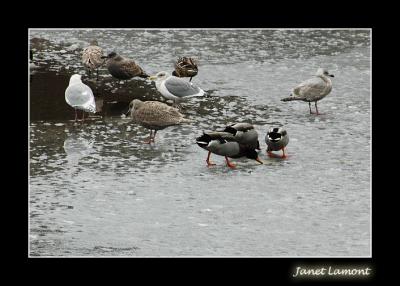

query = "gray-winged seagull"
[
  {"left": 148, "top": 71, "right": 205, "bottom": 106},
  {"left": 281, "top": 68, "right": 334, "bottom": 115}
]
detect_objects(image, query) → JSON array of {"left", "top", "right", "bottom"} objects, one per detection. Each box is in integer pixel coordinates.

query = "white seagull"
[
  {"left": 65, "top": 74, "right": 96, "bottom": 121},
  {"left": 148, "top": 71, "right": 205, "bottom": 106}
]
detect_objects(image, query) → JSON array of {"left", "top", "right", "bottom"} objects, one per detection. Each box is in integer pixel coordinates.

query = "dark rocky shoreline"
[{"left": 30, "top": 37, "right": 163, "bottom": 121}]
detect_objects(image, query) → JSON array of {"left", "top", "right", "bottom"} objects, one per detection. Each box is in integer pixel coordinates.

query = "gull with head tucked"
[
  {"left": 281, "top": 68, "right": 334, "bottom": 115},
  {"left": 148, "top": 71, "right": 205, "bottom": 107},
  {"left": 65, "top": 74, "right": 96, "bottom": 122}
]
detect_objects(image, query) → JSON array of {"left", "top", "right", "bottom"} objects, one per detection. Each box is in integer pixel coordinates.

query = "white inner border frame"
[{"left": 28, "top": 28, "right": 372, "bottom": 258}]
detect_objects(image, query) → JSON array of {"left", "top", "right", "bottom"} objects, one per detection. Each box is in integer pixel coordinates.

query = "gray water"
[{"left": 29, "top": 29, "right": 371, "bottom": 257}]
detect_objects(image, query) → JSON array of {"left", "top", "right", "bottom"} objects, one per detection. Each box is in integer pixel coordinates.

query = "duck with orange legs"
[
  {"left": 265, "top": 127, "right": 289, "bottom": 159},
  {"left": 196, "top": 131, "right": 263, "bottom": 168}
]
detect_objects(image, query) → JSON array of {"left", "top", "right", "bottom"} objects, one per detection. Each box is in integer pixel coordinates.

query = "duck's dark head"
[
  {"left": 245, "top": 149, "right": 263, "bottom": 164},
  {"left": 223, "top": 125, "right": 237, "bottom": 136},
  {"left": 267, "top": 127, "right": 287, "bottom": 142},
  {"left": 102, "top": 51, "right": 117, "bottom": 59},
  {"left": 196, "top": 133, "right": 212, "bottom": 148}
]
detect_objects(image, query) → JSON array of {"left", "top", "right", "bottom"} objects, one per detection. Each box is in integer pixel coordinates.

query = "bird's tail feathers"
[
  {"left": 281, "top": 93, "right": 301, "bottom": 102},
  {"left": 187, "top": 89, "right": 205, "bottom": 97},
  {"left": 180, "top": 117, "right": 194, "bottom": 124}
]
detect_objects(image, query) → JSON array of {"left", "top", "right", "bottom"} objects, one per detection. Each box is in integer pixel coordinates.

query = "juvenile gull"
[
  {"left": 172, "top": 57, "right": 198, "bottom": 82},
  {"left": 127, "top": 99, "right": 192, "bottom": 144},
  {"left": 65, "top": 74, "right": 96, "bottom": 121},
  {"left": 102, "top": 52, "right": 149, "bottom": 81},
  {"left": 265, "top": 127, "right": 289, "bottom": 158},
  {"left": 196, "top": 131, "right": 263, "bottom": 168},
  {"left": 148, "top": 71, "right": 205, "bottom": 105},
  {"left": 281, "top": 68, "right": 334, "bottom": 115},
  {"left": 81, "top": 40, "right": 105, "bottom": 80}
]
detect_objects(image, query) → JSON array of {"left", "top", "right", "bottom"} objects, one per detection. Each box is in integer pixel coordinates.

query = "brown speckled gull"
[
  {"left": 127, "top": 99, "right": 192, "bottom": 144},
  {"left": 103, "top": 52, "right": 149, "bottom": 81},
  {"left": 81, "top": 40, "right": 105, "bottom": 80}
]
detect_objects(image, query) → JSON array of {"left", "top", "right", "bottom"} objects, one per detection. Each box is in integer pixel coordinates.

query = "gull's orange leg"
[
  {"left": 225, "top": 157, "right": 236, "bottom": 168},
  {"left": 206, "top": 151, "right": 216, "bottom": 166}
]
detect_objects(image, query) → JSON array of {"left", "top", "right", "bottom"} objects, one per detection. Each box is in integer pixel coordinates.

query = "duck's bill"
[
  {"left": 148, "top": 75, "right": 157, "bottom": 81},
  {"left": 100, "top": 56, "right": 108, "bottom": 59},
  {"left": 329, "top": 74, "right": 335, "bottom": 77},
  {"left": 256, "top": 157, "right": 263, "bottom": 164}
]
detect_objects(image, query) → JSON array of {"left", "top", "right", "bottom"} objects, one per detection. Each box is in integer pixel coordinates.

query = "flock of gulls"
[{"left": 63, "top": 39, "right": 334, "bottom": 168}]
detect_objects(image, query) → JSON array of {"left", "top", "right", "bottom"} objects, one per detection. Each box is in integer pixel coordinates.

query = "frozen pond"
[{"left": 29, "top": 29, "right": 371, "bottom": 256}]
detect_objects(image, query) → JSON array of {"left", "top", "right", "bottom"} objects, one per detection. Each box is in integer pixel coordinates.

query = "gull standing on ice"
[
  {"left": 81, "top": 40, "right": 105, "bottom": 81},
  {"left": 126, "top": 99, "right": 192, "bottom": 144},
  {"left": 148, "top": 71, "right": 205, "bottom": 106},
  {"left": 65, "top": 74, "right": 96, "bottom": 122},
  {"left": 281, "top": 68, "right": 334, "bottom": 115}
]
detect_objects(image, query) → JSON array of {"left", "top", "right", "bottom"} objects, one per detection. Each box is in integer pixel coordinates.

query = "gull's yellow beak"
[{"left": 148, "top": 75, "right": 157, "bottom": 81}]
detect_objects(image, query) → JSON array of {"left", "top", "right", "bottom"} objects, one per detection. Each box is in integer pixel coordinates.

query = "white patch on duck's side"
[
  {"left": 208, "top": 139, "right": 224, "bottom": 148},
  {"left": 268, "top": 137, "right": 281, "bottom": 142}
]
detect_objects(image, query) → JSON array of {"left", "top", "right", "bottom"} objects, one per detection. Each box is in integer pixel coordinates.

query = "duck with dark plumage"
[
  {"left": 196, "top": 130, "right": 263, "bottom": 168},
  {"left": 265, "top": 127, "right": 289, "bottom": 158}
]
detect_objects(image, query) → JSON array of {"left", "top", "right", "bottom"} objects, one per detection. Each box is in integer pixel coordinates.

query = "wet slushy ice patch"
[{"left": 29, "top": 29, "right": 371, "bottom": 256}]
